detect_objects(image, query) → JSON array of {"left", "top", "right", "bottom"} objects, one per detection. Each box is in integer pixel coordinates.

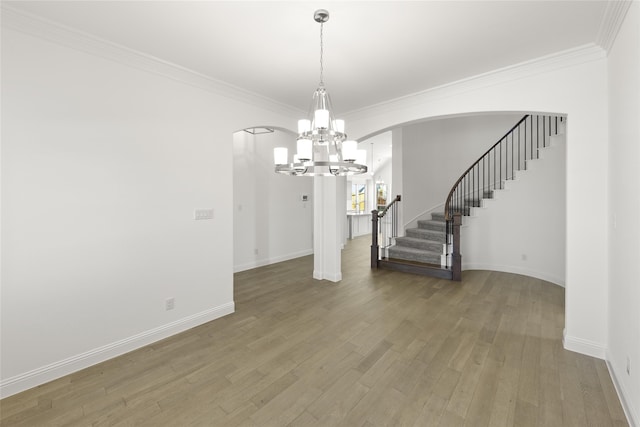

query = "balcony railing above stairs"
[{"left": 444, "top": 114, "right": 565, "bottom": 279}]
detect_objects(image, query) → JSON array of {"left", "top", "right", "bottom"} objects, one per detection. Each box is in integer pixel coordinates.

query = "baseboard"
[
  {"left": 562, "top": 330, "right": 606, "bottom": 359},
  {"left": 0, "top": 302, "right": 235, "bottom": 398},
  {"left": 234, "top": 249, "right": 313, "bottom": 273},
  {"left": 462, "top": 263, "right": 565, "bottom": 287},
  {"left": 312, "top": 270, "right": 342, "bottom": 282},
  {"left": 606, "top": 352, "right": 639, "bottom": 427}
]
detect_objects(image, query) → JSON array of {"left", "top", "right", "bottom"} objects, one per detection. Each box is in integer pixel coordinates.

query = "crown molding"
[
  {"left": 596, "top": 0, "right": 633, "bottom": 53},
  {"left": 344, "top": 43, "right": 607, "bottom": 122},
  {"left": 1, "top": 5, "right": 303, "bottom": 118}
]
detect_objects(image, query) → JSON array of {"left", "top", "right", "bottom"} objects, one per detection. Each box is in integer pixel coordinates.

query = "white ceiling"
[{"left": 6, "top": 1, "right": 610, "bottom": 115}]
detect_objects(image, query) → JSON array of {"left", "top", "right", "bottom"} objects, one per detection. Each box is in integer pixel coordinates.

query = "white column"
[{"left": 313, "top": 176, "right": 343, "bottom": 282}]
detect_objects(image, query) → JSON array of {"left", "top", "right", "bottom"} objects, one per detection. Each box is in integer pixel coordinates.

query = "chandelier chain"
[{"left": 319, "top": 22, "right": 324, "bottom": 85}]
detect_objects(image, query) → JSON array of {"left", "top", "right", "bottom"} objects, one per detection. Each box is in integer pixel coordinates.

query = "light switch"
[{"left": 194, "top": 208, "right": 214, "bottom": 220}]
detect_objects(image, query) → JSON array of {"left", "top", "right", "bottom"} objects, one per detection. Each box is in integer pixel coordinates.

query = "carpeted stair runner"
[{"left": 388, "top": 212, "right": 447, "bottom": 265}]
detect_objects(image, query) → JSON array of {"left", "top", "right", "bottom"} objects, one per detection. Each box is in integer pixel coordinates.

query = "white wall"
[
  {"left": 607, "top": 1, "right": 640, "bottom": 424},
  {"left": 462, "top": 133, "right": 566, "bottom": 286},
  {"left": 1, "top": 17, "right": 298, "bottom": 396},
  {"left": 401, "top": 114, "right": 522, "bottom": 228},
  {"left": 391, "top": 128, "right": 404, "bottom": 232},
  {"left": 344, "top": 44, "right": 609, "bottom": 359},
  {"left": 233, "top": 130, "right": 313, "bottom": 272}
]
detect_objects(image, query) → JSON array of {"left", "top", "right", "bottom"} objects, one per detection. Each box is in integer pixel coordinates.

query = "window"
[{"left": 351, "top": 184, "right": 366, "bottom": 212}]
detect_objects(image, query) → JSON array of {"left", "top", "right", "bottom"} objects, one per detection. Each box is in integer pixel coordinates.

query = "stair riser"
[
  {"left": 417, "top": 221, "right": 446, "bottom": 232},
  {"left": 395, "top": 238, "right": 442, "bottom": 252},
  {"left": 405, "top": 229, "right": 446, "bottom": 243},
  {"left": 388, "top": 248, "right": 441, "bottom": 264}
]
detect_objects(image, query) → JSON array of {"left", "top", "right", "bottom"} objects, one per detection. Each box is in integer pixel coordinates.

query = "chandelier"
[{"left": 274, "top": 9, "right": 368, "bottom": 176}]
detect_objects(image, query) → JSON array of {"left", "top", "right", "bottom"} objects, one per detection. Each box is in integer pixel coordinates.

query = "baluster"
[
  {"left": 500, "top": 139, "right": 502, "bottom": 188},
  {"left": 518, "top": 125, "right": 521, "bottom": 171},
  {"left": 531, "top": 115, "right": 534, "bottom": 162},
  {"left": 511, "top": 131, "right": 514, "bottom": 179},
  {"left": 536, "top": 115, "right": 540, "bottom": 157}
]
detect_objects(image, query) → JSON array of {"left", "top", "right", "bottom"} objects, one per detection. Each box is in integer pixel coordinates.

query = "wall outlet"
[
  {"left": 165, "top": 297, "right": 175, "bottom": 311},
  {"left": 254, "top": 248, "right": 259, "bottom": 255},
  {"left": 194, "top": 208, "right": 214, "bottom": 220}
]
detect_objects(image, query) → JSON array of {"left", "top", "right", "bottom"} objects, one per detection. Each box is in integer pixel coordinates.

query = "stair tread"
[{"left": 396, "top": 236, "right": 440, "bottom": 242}]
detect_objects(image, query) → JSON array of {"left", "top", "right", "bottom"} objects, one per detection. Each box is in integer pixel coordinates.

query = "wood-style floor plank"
[{"left": 0, "top": 236, "right": 628, "bottom": 426}]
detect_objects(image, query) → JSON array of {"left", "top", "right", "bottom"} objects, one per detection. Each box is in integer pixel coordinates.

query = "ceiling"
[{"left": 5, "top": 1, "right": 611, "bottom": 115}]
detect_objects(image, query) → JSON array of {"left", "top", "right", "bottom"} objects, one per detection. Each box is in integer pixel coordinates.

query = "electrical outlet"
[
  {"left": 165, "top": 297, "right": 175, "bottom": 311},
  {"left": 254, "top": 248, "right": 259, "bottom": 255},
  {"left": 627, "top": 356, "right": 631, "bottom": 375},
  {"left": 194, "top": 208, "right": 214, "bottom": 220}
]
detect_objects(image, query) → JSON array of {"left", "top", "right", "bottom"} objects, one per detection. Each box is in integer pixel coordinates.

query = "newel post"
[
  {"left": 371, "top": 210, "right": 379, "bottom": 269},
  {"left": 452, "top": 213, "right": 462, "bottom": 281}
]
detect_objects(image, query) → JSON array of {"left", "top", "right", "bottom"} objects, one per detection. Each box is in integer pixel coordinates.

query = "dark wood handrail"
[
  {"left": 444, "top": 114, "right": 530, "bottom": 220},
  {"left": 377, "top": 195, "right": 401, "bottom": 218}
]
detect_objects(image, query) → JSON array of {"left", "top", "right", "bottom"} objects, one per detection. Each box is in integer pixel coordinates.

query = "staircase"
[
  {"left": 388, "top": 212, "right": 446, "bottom": 265},
  {"left": 372, "top": 114, "right": 564, "bottom": 282}
]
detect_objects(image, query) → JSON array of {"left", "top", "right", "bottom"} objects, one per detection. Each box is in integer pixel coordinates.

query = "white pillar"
[{"left": 313, "top": 176, "right": 344, "bottom": 282}]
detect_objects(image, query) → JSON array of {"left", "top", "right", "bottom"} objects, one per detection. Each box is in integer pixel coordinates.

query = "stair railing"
[
  {"left": 444, "top": 113, "right": 565, "bottom": 279},
  {"left": 371, "top": 195, "right": 401, "bottom": 268}
]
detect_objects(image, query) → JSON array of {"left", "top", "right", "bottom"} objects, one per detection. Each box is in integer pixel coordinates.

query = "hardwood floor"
[{"left": 1, "top": 236, "right": 628, "bottom": 426}]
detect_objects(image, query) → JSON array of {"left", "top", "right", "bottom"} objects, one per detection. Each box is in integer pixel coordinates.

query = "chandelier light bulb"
[
  {"left": 314, "top": 109, "right": 330, "bottom": 130},
  {"left": 274, "top": 147, "right": 288, "bottom": 165},
  {"left": 297, "top": 139, "right": 313, "bottom": 161},
  {"left": 342, "top": 140, "right": 357, "bottom": 162}
]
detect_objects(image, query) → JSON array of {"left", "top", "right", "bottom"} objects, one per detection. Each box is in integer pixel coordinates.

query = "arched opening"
[
  {"left": 232, "top": 126, "right": 313, "bottom": 273},
  {"left": 357, "top": 111, "right": 567, "bottom": 286}
]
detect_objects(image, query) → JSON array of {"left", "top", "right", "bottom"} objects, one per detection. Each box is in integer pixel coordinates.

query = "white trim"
[
  {"left": 345, "top": 44, "right": 605, "bottom": 122},
  {"left": 234, "top": 249, "right": 313, "bottom": 273},
  {"left": 563, "top": 330, "right": 606, "bottom": 359},
  {"left": 461, "top": 264, "right": 565, "bottom": 288},
  {"left": 596, "top": 1, "right": 633, "bottom": 53},
  {"left": 606, "top": 352, "right": 639, "bottom": 427},
  {"left": 313, "top": 271, "right": 342, "bottom": 283},
  {"left": 0, "top": 5, "right": 302, "bottom": 118},
  {"left": 0, "top": 302, "right": 235, "bottom": 399}
]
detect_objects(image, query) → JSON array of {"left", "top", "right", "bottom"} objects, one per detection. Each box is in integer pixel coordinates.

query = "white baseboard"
[
  {"left": 462, "top": 263, "right": 565, "bottom": 287},
  {"left": 313, "top": 270, "right": 342, "bottom": 282},
  {"left": 234, "top": 249, "right": 313, "bottom": 273},
  {"left": 606, "top": 352, "right": 639, "bottom": 427},
  {"left": 0, "top": 302, "right": 235, "bottom": 398},
  {"left": 562, "top": 330, "right": 606, "bottom": 359}
]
